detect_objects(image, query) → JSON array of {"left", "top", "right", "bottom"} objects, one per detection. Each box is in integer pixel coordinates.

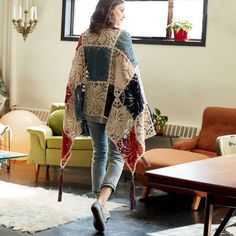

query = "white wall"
[{"left": 3, "top": 0, "right": 236, "bottom": 126}]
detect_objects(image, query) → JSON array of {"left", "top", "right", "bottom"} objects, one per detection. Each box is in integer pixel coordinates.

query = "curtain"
[{"left": 1, "top": 0, "right": 18, "bottom": 111}]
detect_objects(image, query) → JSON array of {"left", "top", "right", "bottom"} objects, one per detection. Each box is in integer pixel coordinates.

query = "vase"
[
  {"left": 174, "top": 29, "right": 188, "bottom": 41},
  {"left": 155, "top": 124, "right": 163, "bottom": 136}
]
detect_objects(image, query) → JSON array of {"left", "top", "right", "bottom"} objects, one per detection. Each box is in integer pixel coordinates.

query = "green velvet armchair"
[{"left": 27, "top": 103, "right": 93, "bottom": 181}]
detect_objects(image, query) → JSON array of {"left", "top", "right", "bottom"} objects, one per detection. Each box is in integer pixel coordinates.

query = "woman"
[{"left": 60, "top": 0, "right": 155, "bottom": 232}]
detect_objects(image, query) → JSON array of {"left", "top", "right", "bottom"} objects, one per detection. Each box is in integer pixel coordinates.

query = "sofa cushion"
[
  {"left": 47, "top": 109, "right": 64, "bottom": 135},
  {"left": 47, "top": 136, "right": 92, "bottom": 149}
]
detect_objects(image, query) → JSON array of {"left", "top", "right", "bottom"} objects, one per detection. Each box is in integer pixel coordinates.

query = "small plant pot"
[
  {"left": 174, "top": 29, "right": 188, "bottom": 41},
  {"left": 155, "top": 124, "right": 163, "bottom": 136}
]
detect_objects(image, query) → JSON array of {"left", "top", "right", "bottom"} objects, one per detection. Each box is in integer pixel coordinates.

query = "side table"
[
  {"left": 0, "top": 150, "right": 27, "bottom": 172},
  {"left": 0, "top": 124, "right": 11, "bottom": 172}
]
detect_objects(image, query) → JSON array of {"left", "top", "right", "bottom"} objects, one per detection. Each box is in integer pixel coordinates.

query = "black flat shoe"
[
  {"left": 91, "top": 201, "right": 105, "bottom": 232},
  {"left": 104, "top": 212, "right": 111, "bottom": 222}
]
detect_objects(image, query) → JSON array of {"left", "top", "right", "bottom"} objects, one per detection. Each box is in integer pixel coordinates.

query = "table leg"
[
  {"left": 213, "top": 208, "right": 235, "bottom": 236},
  {"left": 203, "top": 194, "right": 213, "bottom": 236},
  {"left": 0, "top": 160, "right": 10, "bottom": 172},
  {"left": 6, "top": 160, "right": 10, "bottom": 173}
]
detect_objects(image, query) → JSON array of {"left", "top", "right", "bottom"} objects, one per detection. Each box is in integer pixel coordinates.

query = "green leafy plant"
[
  {"left": 167, "top": 20, "right": 192, "bottom": 33},
  {"left": 152, "top": 108, "right": 168, "bottom": 135}
]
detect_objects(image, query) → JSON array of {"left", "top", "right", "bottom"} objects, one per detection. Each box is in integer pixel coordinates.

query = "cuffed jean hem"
[
  {"left": 100, "top": 182, "right": 116, "bottom": 193},
  {"left": 92, "top": 183, "right": 115, "bottom": 195}
]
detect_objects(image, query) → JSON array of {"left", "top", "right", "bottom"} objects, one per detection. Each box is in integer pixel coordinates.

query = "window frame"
[{"left": 61, "top": 0, "right": 208, "bottom": 47}]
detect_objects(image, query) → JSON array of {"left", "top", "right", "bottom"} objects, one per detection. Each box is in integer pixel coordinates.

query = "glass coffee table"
[{"left": 0, "top": 150, "right": 28, "bottom": 172}]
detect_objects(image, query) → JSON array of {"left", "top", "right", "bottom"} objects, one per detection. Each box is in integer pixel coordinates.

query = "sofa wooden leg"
[
  {"left": 35, "top": 164, "right": 40, "bottom": 182},
  {"left": 46, "top": 165, "right": 50, "bottom": 180},
  {"left": 191, "top": 195, "right": 202, "bottom": 211},
  {"left": 141, "top": 186, "right": 151, "bottom": 200}
]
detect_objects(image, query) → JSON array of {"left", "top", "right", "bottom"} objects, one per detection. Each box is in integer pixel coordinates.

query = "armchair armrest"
[
  {"left": 27, "top": 125, "right": 53, "bottom": 149},
  {"left": 172, "top": 135, "right": 200, "bottom": 151}
]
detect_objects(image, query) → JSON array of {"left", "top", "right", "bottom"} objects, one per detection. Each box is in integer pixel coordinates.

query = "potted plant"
[
  {"left": 152, "top": 108, "right": 168, "bottom": 136},
  {"left": 167, "top": 20, "right": 192, "bottom": 41}
]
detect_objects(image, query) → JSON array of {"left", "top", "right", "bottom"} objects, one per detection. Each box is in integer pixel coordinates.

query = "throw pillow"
[{"left": 47, "top": 109, "right": 64, "bottom": 136}]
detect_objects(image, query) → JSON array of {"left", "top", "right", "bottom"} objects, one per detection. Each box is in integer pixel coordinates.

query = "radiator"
[
  {"left": 163, "top": 124, "right": 200, "bottom": 139},
  {"left": 10, "top": 106, "right": 199, "bottom": 138},
  {"left": 11, "top": 106, "right": 50, "bottom": 123}
]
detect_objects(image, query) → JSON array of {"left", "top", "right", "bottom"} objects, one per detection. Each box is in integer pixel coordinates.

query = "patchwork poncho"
[{"left": 59, "top": 28, "right": 156, "bottom": 209}]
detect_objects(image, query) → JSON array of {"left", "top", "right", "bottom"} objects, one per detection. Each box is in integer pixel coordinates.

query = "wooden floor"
[{"left": 0, "top": 160, "right": 234, "bottom": 236}]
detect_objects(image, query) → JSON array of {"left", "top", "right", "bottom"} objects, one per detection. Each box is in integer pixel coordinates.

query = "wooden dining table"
[{"left": 145, "top": 154, "right": 236, "bottom": 236}]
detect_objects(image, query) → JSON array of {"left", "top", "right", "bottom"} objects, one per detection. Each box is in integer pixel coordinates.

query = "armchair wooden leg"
[
  {"left": 191, "top": 195, "right": 202, "bottom": 211},
  {"left": 35, "top": 164, "right": 40, "bottom": 182},
  {"left": 141, "top": 186, "right": 151, "bottom": 200},
  {"left": 193, "top": 211, "right": 200, "bottom": 224}
]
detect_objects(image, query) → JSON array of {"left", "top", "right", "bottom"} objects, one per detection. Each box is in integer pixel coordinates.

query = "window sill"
[
  {"left": 132, "top": 38, "right": 206, "bottom": 47},
  {"left": 61, "top": 35, "right": 206, "bottom": 47}
]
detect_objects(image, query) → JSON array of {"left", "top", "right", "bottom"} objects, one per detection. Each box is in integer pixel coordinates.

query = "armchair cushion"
[
  {"left": 47, "top": 109, "right": 64, "bottom": 136},
  {"left": 191, "top": 149, "right": 216, "bottom": 157},
  {"left": 137, "top": 148, "right": 208, "bottom": 183},
  {"left": 137, "top": 148, "right": 208, "bottom": 175}
]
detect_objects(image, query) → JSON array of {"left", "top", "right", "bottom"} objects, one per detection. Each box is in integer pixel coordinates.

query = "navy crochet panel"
[
  {"left": 119, "top": 74, "right": 144, "bottom": 119},
  {"left": 74, "top": 84, "right": 85, "bottom": 120},
  {"left": 115, "top": 30, "right": 137, "bottom": 68},
  {"left": 104, "top": 84, "right": 115, "bottom": 118},
  {"left": 74, "top": 84, "right": 89, "bottom": 135},
  {"left": 84, "top": 46, "right": 111, "bottom": 81}
]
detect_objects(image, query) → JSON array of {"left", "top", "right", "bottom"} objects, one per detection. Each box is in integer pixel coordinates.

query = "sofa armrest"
[
  {"left": 172, "top": 135, "right": 200, "bottom": 150},
  {"left": 27, "top": 125, "right": 53, "bottom": 149}
]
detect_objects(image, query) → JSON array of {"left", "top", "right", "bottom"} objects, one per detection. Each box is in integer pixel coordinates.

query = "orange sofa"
[{"left": 136, "top": 107, "right": 236, "bottom": 210}]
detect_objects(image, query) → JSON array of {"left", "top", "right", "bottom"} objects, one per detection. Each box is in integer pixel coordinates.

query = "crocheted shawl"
[{"left": 59, "top": 28, "right": 156, "bottom": 208}]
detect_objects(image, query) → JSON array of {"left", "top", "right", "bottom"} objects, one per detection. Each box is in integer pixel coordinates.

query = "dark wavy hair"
[{"left": 89, "top": 0, "right": 124, "bottom": 34}]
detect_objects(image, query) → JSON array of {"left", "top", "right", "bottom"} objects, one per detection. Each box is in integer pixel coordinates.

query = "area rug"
[
  {"left": 147, "top": 216, "right": 236, "bottom": 236},
  {"left": 0, "top": 181, "right": 125, "bottom": 234}
]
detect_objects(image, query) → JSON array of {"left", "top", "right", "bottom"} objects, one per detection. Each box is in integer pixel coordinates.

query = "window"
[{"left": 61, "top": 0, "right": 208, "bottom": 46}]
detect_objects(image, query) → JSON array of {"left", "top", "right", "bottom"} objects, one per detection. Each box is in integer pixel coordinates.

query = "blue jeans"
[{"left": 87, "top": 121, "right": 124, "bottom": 195}]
